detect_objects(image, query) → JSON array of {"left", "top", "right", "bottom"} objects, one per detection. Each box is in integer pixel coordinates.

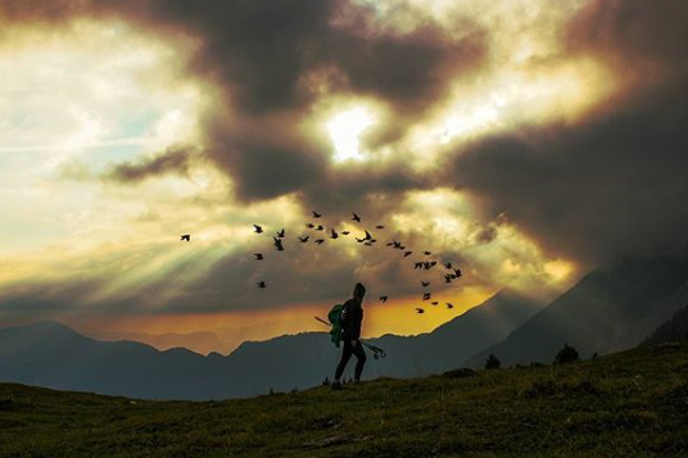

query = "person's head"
[{"left": 353, "top": 282, "right": 366, "bottom": 302}]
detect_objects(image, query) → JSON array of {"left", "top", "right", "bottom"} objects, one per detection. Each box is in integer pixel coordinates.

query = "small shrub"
[
  {"left": 554, "top": 343, "right": 580, "bottom": 365},
  {"left": 484, "top": 354, "right": 501, "bottom": 370}
]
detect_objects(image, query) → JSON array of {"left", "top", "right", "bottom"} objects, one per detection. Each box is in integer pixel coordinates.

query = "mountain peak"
[{"left": 2, "top": 320, "right": 82, "bottom": 337}]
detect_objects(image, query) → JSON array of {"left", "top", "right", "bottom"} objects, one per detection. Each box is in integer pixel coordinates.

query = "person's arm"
[
  {"left": 350, "top": 307, "right": 363, "bottom": 342},
  {"left": 339, "top": 303, "right": 349, "bottom": 328}
]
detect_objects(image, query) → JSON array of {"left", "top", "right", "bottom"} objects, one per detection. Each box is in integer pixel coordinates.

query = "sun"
[{"left": 326, "top": 107, "right": 375, "bottom": 162}]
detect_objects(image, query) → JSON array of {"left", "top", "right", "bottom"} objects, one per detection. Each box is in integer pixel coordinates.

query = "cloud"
[
  {"left": 104, "top": 145, "right": 194, "bottom": 183},
  {"left": 441, "top": 0, "right": 688, "bottom": 267},
  {"left": 566, "top": 0, "right": 688, "bottom": 75},
  {"left": 449, "top": 97, "right": 688, "bottom": 267}
]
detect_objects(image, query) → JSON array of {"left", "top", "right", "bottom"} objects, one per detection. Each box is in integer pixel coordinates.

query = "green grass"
[{"left": 1, "top": 342, "right": 688, "bottom": 457}]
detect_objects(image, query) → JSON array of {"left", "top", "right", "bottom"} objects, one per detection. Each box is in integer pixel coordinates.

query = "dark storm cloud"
[
  {"left": 567, "top": 0, "right": 688, "bottom": 74},
  {"left": 104, "top": 146, "right": 194, "bottom": 183},
  {"left": 301, "top": 163, "right": 430, "bottom": 218},
  {"left": 449, "top": 31, "right": 688, "bottom": 268},
  {"left": 144, "top": 0, "right": 337, "bottom": 114},
  {"left": 330, "top": 26, "right": 482, "bottom": 109},
  {"left": 203, "top": 123, "right": 328, "bottom": 202},
  {"left": 469, "top": 0, "right": 688, "bottom": 267},
  {"left": 135, "top": 0, "right": 482, "bottom": 113}
]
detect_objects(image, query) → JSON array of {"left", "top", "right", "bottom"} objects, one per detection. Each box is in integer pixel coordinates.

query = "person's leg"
[
  {"left": 353, "top": 342, "right": 367, "bottom": 382},
  {"left": 334, "top": 340, "right": 353, "bottom": 382}
]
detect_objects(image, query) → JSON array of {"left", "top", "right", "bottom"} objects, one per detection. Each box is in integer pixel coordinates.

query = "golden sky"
[{"left": 1, "top": 0, "right": 686, "bottom": 354}]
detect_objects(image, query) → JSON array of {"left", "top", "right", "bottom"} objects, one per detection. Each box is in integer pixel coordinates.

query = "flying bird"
[
  {"left": 315, "top": 225, "right": 325, "bottom": 231},
  {"left": 444, "top": 274, "right": 455, "bottom": 284},
  {"left": 273, "top": 237, "right": 284, "bottom": 251},
  {"left": 314, "top": 239, "right": 325, "bottom": 245},
  {"left": 375, "top": 225, "right": 385, "bottom": 230},
  {"left": 403, "top": 251, "right": 413, "bottom": 257},
  {"left": 276, "top": 228, "right": 286, "bottom": 238},
  {"left": 421, "top": 281, "right": 430, "bottom": 287},
  {"left": 422, "top": 261, "right": 437, "bottom": 270},
  {"left": 431, "top": 301, "right": 439, "bottom": 306},
  {"left": 299, "top": 235, "right": 310, "bottom": 243},
  {"left": 253, "top": 225, "right": 263, "bottom": 234},
  {"left": 444, "top": 262, "right": 453, "bottom": 269},
  {"left": 257, "top": 281, "right": 267, "bottom": 289},
  {"left": 254, "top": 253, "right": 264, "bottom": 260},
  {"left": 356, "top": 230, "right": 373, "bottom": 243},
  {"left": 415, "top": 308, "right": 425, "bottom": 314},
  {"left": 306, "top": 223, "right": 315, "bottom": 229},
  {"left": 379, "top": 296, "right": 388, "bottom": 303},
  {"left": 312, "top": 211, "right": 322, "bottom": 218},
  {"left": 330, "top": 229, "right": 339, "bottom": 239},
  {"left": 180, "top": 234, "right": 191, "bottom": 242},
  {"left": 342, "top": 231, "right": 351, "bottom": 235},
  {"left": 352, "top": 213, "right": 362, "bottom": 223},
  {"left": 423, "top": 292, "right": 432, "bottom": 301},
  {"left": 446, "top": 303, "right": 454, "bottom": 309},
  {"left": 414, "top": 262, "right": 424, "bottom": 269},
  {"left": 423, "top": 251, "right": 432, "bottom": 256},
  {"left": 453, "top": 268, "right": 463, "bottom": 278}
]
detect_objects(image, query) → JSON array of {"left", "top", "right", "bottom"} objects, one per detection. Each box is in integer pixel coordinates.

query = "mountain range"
[
  {"left": 466, "top": 256, "right": 688, "bottom": 367},
  {"left": 2, "top": 255, "right": 688, "bottom": 400},
  {"left": 0, "top": 290, "right": 539, "bottom": 400}
]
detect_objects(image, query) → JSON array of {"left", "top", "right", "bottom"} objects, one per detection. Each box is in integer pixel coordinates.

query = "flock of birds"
[
  {"left": 181, "top": 210, "right": 462, "bottom": 314},
  {"left": 190, "top": 209, "right": 463, "bottom": 315}
]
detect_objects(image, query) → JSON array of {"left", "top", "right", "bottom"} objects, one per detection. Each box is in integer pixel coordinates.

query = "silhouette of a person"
[{"left": 332, "top": 282, "right": 367, "bottom": 389}]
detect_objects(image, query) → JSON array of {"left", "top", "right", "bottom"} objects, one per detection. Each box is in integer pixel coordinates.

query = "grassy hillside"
[{"left": 1, "top": 342, "right": 688, "bottom": 457}]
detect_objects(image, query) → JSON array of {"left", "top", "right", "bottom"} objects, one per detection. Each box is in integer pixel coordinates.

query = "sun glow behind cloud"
[{"left": 327, "top": 107, "right": 375, "bottom": 162}]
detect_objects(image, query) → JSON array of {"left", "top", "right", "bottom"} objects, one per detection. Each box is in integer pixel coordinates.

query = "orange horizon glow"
[{"left": 20, "top": 286, "right": 496, "bottom": 355}]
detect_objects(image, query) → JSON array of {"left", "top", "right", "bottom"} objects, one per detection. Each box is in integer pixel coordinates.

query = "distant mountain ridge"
[
  {"left": 643, "top": 306, "right": 688, "bottom": 345},
  {"left": 91, "top": 330, "right": 226, "bottom": 355},
  {"left": 643, "top": 286, "right": 688, "bottom": 346},
  {"left": 0, "top": 290, "right": 541, "bottom": 400},
  {"left": 465, "top": 256, "right": 688, "bottom": 367}
]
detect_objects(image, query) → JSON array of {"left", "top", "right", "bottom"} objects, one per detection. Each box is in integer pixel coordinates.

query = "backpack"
[{"left": 327, "top": 303, "right": 345, "bottom": 347}]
